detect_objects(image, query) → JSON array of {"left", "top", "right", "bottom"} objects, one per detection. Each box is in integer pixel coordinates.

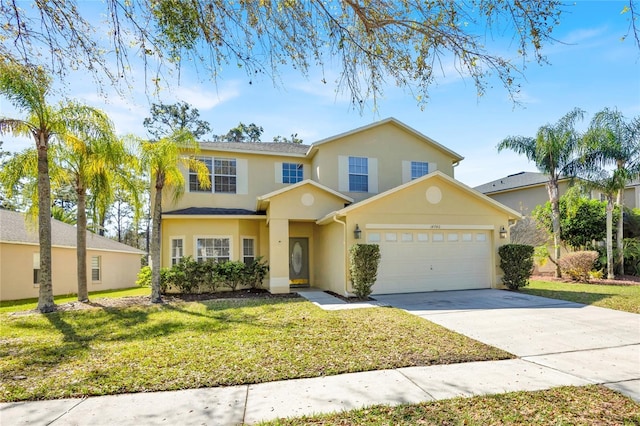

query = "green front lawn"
[
  {"left": 0, "top": 287, "right": 151, "bottom": 314},
  {"left": 261, "top": 385, "right": 640, "bottom": 425},
  {"left": 0, "top": 299, "right": 511, "bottom": 402},
  {"left": 521, "top": 280, "right": 640, "bottom": 314}
]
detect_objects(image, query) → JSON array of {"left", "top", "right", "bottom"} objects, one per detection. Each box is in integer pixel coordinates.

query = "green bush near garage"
[{"left": 498, "top": 244, "right": 535, "bottom": 290}]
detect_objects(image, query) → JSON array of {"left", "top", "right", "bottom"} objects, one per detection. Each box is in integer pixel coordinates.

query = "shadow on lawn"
[{"left": 520, "top": 288, "right": 614, "bottom": 306}]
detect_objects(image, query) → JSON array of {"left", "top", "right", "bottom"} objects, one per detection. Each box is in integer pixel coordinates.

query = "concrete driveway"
[{"left": 374, "top": 289, "right": 640, "bottom": 401}]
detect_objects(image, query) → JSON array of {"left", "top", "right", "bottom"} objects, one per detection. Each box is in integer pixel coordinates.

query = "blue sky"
[{"left": 1, "top": 1, "right": 639, "bottom": 188}]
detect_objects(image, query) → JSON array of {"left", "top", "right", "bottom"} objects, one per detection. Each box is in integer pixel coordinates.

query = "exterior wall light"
[
  {"left": 354, "top": 224, "right": 362, "bottom": 240},
  {"left": 499, "top": 225, "right": 507, "bottom": 239}
]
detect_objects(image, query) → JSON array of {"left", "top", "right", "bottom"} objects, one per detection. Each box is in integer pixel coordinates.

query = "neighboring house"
[
  {"left": 0, "top": 209, "right": 144, "bottom": 301},
  {"left": 475, "top": 172, "right": 640, "bottom": 214},
  {"left": 161, "top": 117, "right": 521, "bottom": 296}
]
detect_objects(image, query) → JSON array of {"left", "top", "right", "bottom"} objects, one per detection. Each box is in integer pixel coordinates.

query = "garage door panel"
[{"left": 371, "top": 229, "right": 491, "bottom": 295}]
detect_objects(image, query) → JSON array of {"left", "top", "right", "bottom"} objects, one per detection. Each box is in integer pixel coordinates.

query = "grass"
[
  {"left": 0, "top": 287, "right": 151, "bottom": 314},
  {"left": 521, "top": 280, "right": 640, "bottom": 314},
  {"left": 260, "top": 385, "right": 640, "bottom": 425},
  {"left": 0, "top": 299, "right": 512, "bottom": 402}
]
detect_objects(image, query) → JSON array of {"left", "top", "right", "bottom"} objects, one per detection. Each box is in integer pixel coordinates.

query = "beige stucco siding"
[
  {"left": 485, "top": 181, "right": 572, "bottom": 215},
  {"left": 161, "top": 218, "right": 266, "bottom": 267},
  {"left": 311, "top": 122, "right": 457, "bottom": 202},
  {"left": 313, "top": 221, "right": 346, "bottom": 294},
  {"left": 165, "top": 151, "right": 312, "bottom": 212},
  {"left": 0, "top": 243, "right": 141, "bottom": 301},
  {"left": 265, "top": 184, "right": 348, "bottom": 221}
]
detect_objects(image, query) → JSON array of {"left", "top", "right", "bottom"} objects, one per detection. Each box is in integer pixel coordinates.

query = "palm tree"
[
  {"left": 55, "top": 104, "right": 138, "bottom": 301},
  {"left": 497, "top": 108, "right": 585, "bottom": 277},
  {"left": 581, "top": 108, "right": 640, "bottom": 275},
  {"left": 0, "top": 61, "right": 62, "bottom": 312},
  {"left": 139, "top": 130, "right": 210, "bottom": 303}
]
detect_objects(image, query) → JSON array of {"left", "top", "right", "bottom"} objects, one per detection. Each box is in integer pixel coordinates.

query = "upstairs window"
[
  {"left": 189, "top": 157, "right": 212, "bottom": 192},
  {"left": 411, "top": 161, "right": 429, "bottom": 180},
  {"left": 282, "top": 163, "right": 303, "bottom": 184},
  {"left": 214, "top": 158, "right": 237, "bottom": 193},
  {"left": 348, "top": 156, "right": 368, "bottom": 192}
]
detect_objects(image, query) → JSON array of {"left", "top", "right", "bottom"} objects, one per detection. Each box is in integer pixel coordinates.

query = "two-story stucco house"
[{"left": 160, "top": 118, "right": 521, "bottom": 295}]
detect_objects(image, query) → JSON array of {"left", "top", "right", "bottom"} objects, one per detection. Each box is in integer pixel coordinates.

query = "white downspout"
[{"left": 332, "top": 215, "right": 350, "bottom": 296}]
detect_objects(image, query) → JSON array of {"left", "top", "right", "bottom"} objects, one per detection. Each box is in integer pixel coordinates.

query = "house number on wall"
[{"left": 430, "top": 225, "right": 441, "bottom": 229}]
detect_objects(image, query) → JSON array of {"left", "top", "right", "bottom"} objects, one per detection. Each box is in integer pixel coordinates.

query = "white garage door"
[{"left": 369, "top": 229, "right": 492, "bottom": 294}]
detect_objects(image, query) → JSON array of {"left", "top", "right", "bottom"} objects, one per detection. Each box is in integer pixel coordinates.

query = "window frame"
[
  {"left": 241, "top": 237, "right": 256, "bottom": 265},
  {"left": 91, "top": 255, "right": 102, "bottom": 282},
  {"left": 348, "top": 156, "right": 369, "bottom": 192},
  {"left": 282, "top": 163, "right": 304, "bottom": 184},
  {"left": 33, "top": 252, "right": 40, "bottom": 286},
  {"left": 410, "top": 161, "right": 429, "bottom": 180},
  {"left": 195, "top": 236, "right": 232, "bottom": 263},
  {"left": 213, "top": 157, "right": 237, "bottom": 194},
  {"left": 189, "top": 156, "right": 212, "bottom": 193},
  {"left": 170, "top": 237, "right": 185, "bottom": 266}
]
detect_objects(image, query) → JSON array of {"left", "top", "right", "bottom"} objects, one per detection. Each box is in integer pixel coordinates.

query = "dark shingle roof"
[
  {"left": 163, "top": 207, "right": 265, "bottom": 216},
  {"left": 198, "top": 141, "right": 309, "bottom": 155},
  {"left": 475, "top": 172, "right": 639, "bottom": 194},
  {"left": 0, "top": 209, "right": 145, "bottom": 253},
  {"left": 474, "top": 172, "right": 553, "bottom": 194}
]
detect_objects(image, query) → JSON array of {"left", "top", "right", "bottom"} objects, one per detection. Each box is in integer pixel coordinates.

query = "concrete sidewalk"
[
  {"left": 2, "top": 289, "right": 639, "bottom": 425},
  {"left": 0, "top": 359, "right": 597, "bottom": 425}
]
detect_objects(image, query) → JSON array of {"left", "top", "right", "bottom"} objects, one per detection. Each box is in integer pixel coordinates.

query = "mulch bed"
[
  {"left": 531, "top": 274, "right": 640, "bottom": 286},
  {"left": 325, "top": 290, "right": 375, "bottom": 303}
]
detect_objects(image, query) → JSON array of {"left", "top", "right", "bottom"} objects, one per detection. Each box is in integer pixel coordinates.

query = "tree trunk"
[
  {"left": 36, "top": 132, "right": 55, "bottom": 313},
  {"left": 150, "top": 175, "right": 164, "bottom": 303},
  {"left": 76, "top": 186, "right": 89, "bottom": 302},
  {"left": 616, "top": 187, "right": 624, "bottom": 275},
  {"left": 606, "top": 196, "right": 615, "bottom": 280},
  {"left": 547, "top": 180, "right": 562, "bottom": 278}
]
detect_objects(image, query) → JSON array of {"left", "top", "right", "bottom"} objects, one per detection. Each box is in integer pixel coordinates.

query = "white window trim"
[
  {"left": 194, "top": 235, "right": 233, "bottom": 262},
  {"left": 402, "top": 160, "right": 438, "bottom": 184},
  {"left": 33, "top": 252, "right": 40, "bottom": 287},
  {"left": 91, "top": 255, "right": 102, "bottom": 282},
  {"left": 170, "top": 236, "right": 185, "bottom": 266},
  {"left": 241, "top": 236, "right": 257, "bottom": 265},
  {"left": 339, "top": 155, "right": 378, "bottom": 193},
  {"left": 188, "top": 156, "right": 247, "bottom": 195}
]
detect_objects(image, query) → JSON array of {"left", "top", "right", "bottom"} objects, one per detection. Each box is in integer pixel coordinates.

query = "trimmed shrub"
[
  {"left": 498, "top": 244, "right": 534, "bottom": 290},
  {"left": 349, "top": 244, "right": 381, "bottom": 298},
  {"left": 246, "top": 256, "right": 269, "bottom": 289},
  {"left": 558, "top": 251, "right": 599, "bottom": 282},
  {"left": 214, "top": 261, "right": 247, "bottom": 291}
]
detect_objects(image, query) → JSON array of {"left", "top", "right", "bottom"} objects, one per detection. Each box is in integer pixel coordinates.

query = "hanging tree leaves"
[{"left": 0, "top": 0, "right": 610, "bottom": 108}]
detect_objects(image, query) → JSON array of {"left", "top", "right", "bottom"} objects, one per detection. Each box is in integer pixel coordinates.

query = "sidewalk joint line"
[
  {"left": 46, "top": 397, "right": 87, "bottom": 426},
  {"left": 241, "top": 384, "right": 249, "bottom": 424},
  {"left": 396, "top": 369, "right": 436, "bottom": 401}
]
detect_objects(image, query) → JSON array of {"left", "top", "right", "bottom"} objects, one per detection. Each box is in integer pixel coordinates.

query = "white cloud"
[{"left": 169, "top": 82, "right": 241, "bottom": 110}]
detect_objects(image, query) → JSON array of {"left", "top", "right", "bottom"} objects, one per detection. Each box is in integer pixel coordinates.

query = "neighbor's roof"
[
  {"left": 475, "top": 172, "right": 639, "bottom": 195},
  {"left": 474, "top": 172, "right": 561, "bottom": 194},
  {"left": 0, "top": 209, "right": 145, "bottom": 254},
  {"left": 198, "top": 141, "right": 310, "bottom": 156}
]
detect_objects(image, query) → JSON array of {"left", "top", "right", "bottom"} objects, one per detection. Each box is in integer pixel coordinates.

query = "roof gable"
[
  {"left": 310, "top": 117, "right": 464, "bottom": 163},
  {"left": 318, "top": 171, "right": 521, "bottom": 224},
  {"left": 257, "top": 180, "right": 353, "bottom": 211}
]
